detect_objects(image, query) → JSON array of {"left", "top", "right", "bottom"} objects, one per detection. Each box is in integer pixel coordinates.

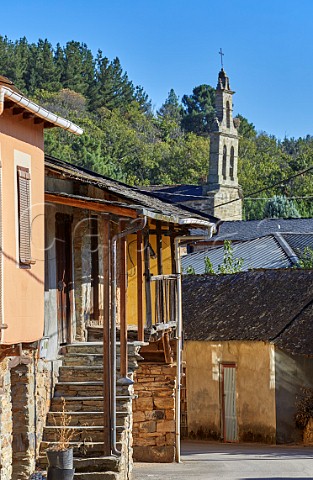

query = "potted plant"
[{"left": 46, "top": 398, "right": 75, "bottom": 480}]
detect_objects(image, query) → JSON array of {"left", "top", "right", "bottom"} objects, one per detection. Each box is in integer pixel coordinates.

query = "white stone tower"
[{"left": 205, "top": 68, "right": 242, "bottom": 220}]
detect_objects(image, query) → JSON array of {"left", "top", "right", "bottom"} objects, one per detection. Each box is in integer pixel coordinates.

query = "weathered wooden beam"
[
  {"left": 137, "top": 231, "right": 144, "bottom": 342},
  {"left": 143, "top": 229, "right": 152, "bottom": 329},
  {"left": 34, "top": 117, "right": 44, "bottom": 124},
  {"left": 103, "top": 218, "right": 111, "bottom": 455},
  {"left": 4, "top": 100, "right": 14, "bottom": 110},
  {"left": 119, "top": 221, "right": 128, "bottom": 378},
  {"left": 45, "top": 193, "right": 138, "bottom": 218},
  {"left": 12, "top": 107, "right": 24, "bottom": 116},
  {"left": 162, "top": 332, "right": 173, "bottom": 364},
  {"left": 23, "top": 112, "right": 35, "bottom": 120}
]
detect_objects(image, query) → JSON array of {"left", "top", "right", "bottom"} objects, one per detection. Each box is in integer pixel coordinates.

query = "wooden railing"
[{"left": 150, "top": 274, "right": 178, "bottom": 327}]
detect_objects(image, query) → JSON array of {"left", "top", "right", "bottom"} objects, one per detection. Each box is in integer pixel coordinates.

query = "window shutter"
[{"left": 17, "top": 166, "right": 31, "bottom": 266}]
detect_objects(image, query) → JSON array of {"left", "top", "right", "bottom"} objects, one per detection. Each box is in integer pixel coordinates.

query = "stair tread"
[
  {"left": 52, "top": 396, "right": 104, "bottom": 400},
  {"left": 61, "top": 365, "right": 103, "bottom": 370},
  {"left": 56, "top": 381, "right": 103, "bottom": 385},
  {"left": 45, "top": 425, "right": 105, "bottom": 429}
]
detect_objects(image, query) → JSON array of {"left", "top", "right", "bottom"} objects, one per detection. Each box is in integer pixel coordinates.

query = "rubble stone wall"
[
  {"left": 0, "top": 353, "right": 59, "bottom": 480},
  {"left": 133, "top": 362, "right": 176, "bottom": 462}
]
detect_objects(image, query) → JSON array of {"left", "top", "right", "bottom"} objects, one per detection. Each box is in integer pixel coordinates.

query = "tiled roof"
[
  {"left": 45, "top": 156, "right": 218, "bottom": 228},
  {"left": 182, "top": 235, "right": 293, "bottom": 273},
  {"left": 182, "top": 269, "right": 313, "bottom": 355}
]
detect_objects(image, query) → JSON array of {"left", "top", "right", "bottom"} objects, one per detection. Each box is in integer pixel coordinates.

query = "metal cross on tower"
[{"left": 219, "top": 48, "right": 224, "bottom": 68}]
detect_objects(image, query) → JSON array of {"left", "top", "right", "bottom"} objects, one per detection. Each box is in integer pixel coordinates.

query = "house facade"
[
  {"left": 182, "top": 270, "right": 313, "bottom": 445},
  {"left": 0, "top": 77, "right": 82, "bottom": 479}
]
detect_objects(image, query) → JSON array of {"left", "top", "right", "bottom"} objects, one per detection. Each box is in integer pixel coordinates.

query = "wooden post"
[
  {"left": 156, "top": 221, "right": 163, "bottom": 275},
  {"left": 137, "top": 231, "right": 144, "bottom": 342},
  {"left": 119, "top": 222, "right": 128, "bottom": 378},
  {"left": 143, "top": 228, "right": 152, "bottom": 328},
  {"left": 103, "top": 218, "right": 111, "bottom": 455}
]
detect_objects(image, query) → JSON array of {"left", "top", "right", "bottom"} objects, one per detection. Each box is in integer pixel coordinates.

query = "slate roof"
[
  {"left": 45, "top": 156, "right": 218, "bottom": 228},
  {"left": 209, "top": 218, "right": 313, "bottom": 242},
  {"left": 142, "top": 184, "right": 204, "bottom": 202},
  {"left": 182, "top": 269, "right": 313, "bottom": 355},
  {"left": 182, "top": 235, "right": 294, "bottom": 273}
]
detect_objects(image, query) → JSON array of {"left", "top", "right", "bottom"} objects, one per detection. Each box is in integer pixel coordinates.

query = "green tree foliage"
[
  {"left": 2, "top": 34, "right": 313, "bottom": 216},
  {"left": 181, "top": 84, "right": 216, "bottom": 136},
  {"left": 204, "top": 241, "right": 244, "bottom": 275},
  {"left": 263, "top": 195, "right": 301, "bottom": 219},
  {"left": 295, "top": 247, "right": 313, "bottom": 269}
]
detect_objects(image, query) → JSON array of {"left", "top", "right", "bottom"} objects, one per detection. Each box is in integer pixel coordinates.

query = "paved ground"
[{"left": 133, "top": 441, "right": 313, "bottom": 479}]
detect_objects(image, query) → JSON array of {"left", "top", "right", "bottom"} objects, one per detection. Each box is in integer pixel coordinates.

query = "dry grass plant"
[{"left": 48, "top": 397, "right": 78, "bottom": 451}]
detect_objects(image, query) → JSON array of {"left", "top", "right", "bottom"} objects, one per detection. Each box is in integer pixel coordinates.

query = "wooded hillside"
[{"left": 1, "top": 36, "right": 313, "bottom": 219}]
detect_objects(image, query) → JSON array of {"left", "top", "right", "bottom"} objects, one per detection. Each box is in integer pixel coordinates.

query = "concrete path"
[{"left": 133, "top": 441, "right": 313, "bottom": 479}]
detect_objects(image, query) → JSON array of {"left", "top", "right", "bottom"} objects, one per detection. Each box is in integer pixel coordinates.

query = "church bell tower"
[{"left": 206, "top": 67, "right": 242, "bottom": 220}]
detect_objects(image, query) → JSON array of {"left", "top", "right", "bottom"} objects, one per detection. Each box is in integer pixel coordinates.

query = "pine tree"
[{"left": 181, "top": 84, "right": 216, "bottom": 136}]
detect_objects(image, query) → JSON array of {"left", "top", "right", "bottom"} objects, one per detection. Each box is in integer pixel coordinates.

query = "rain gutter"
[
  {"left": 0, "top": 86, "right": 83, "bottom": 135},
  {"left": 111, "top": 216, "right": 147, "bottom": 455}
]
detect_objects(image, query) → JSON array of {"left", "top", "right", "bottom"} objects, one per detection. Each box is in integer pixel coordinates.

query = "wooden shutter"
[{"left": 17, "top": 166, "right": 31, "bottom": 266}]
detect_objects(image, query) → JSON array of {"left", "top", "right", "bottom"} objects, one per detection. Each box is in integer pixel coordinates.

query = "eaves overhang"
[{"left": 0, "top": 86, "right": 83, "bottom": 135}]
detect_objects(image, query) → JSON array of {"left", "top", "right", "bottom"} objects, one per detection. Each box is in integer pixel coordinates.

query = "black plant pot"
[
  {"left": 47, "top": 467, "right": 75, "bottom": 480},
  {"left": 46, "top": 448, "right": 74, "bottom": 469}
]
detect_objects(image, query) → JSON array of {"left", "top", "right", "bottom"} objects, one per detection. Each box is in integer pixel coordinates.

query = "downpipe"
[
  {"left": 174, "top": 227, "right": 214, "bottom": 463},
  {"left": 111, "top": 216, "right": 147, "bottom": 456}
]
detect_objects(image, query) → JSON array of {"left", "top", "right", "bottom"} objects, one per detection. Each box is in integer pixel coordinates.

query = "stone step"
[
  {"left": 38, "top": 455, "right": 120, "bottom": 473},
  {"left": 50, "top": 396, "right": 132, "bottom": 414},
  {"left": 47, "top": 411, "right": 127, "bottom": 427},
  {"left": 43, "top": 426, "right": 110, "bottom": 443},
  {"left": 65, "top": 342, "right": 141, "bottom": 357},
  {"left": 74, "top": 473, "right": 118, "bottom": 480},
  {"left": 59, "top": 366, "right": 104, "bottom": 383},
  {"left": 54, "top": 382, "right": 104, "bottom": 397},
  {"left": 54, "top": 382, "right": 130, "bottom": 398},
  {"left": 63, "top": 354, "right": 104, "bottom": 367},
  {"left": 50, "top": 397, "right": 104, "bottom": 412},
  {"left": 39, "top": 441, "right": 106, "bottom": 457},
  {"left": 62, "top": 355, "right": 139, "bottom": 370},
  {"left": 65, "top": 343, "right": 103, "bottom": 355}
]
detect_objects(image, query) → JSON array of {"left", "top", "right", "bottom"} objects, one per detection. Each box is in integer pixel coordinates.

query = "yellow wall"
[
  {"left": 185, "top": 341, "right": 276, "bottom": 443},
  {"left": 0, "top": 111, "right": 45, "bottom": 344},
  {"left": 126, "top": 227, "right": 173, "bottom": 326}
]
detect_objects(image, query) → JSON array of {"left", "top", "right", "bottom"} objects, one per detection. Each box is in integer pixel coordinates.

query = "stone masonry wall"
[
  {"left": 0, "top": 352, "right": 59, "bottom": 480},
  {"left": 133, "top": 363, "right": 176, "bottom": 463}
]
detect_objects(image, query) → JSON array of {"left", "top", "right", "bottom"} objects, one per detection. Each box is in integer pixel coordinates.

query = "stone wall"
[
  {"left": 0, "top": 352, "right": 59, "bottom": 480},
  {"left": 133, "top": 363, "right": 176, "bottom": 462}
]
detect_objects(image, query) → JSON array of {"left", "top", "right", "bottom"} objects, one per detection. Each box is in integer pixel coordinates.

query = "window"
[
  {"left": 230, "top": 146, "right": 235, "bottom": 181},
  {"left": 226, "top": 101, "right": 231, "bottom": 129},
  {"left": 17, "top": 166, "right": 31, "bottom": 266},
  {"left": 222, "top": 145, "right": 227, "bottom": 180}
]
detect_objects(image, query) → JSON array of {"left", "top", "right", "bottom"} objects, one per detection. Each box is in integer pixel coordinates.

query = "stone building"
[
  {"left": 142, "top": 68, "right": 243, "bottom": 221},
  {"left": 182, "top": 270, "right": 313, "bottom": 444}
]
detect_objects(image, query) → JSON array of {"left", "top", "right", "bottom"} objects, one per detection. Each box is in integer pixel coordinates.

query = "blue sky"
[{"left": 2, "top": 0, "right": 312, "bottom": 139}]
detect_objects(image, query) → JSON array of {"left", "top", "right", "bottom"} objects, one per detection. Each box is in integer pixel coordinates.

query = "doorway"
[
  {"left": 221, "top": 363, "right": 238, "bottom": 442},
  {"left": 55, "top": 213, "right": 73, "bottom": 344}
]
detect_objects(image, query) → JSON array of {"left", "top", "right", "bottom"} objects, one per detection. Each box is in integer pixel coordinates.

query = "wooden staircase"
[{"left": 38, "top": 342, "right": 136, "bottom": 480}]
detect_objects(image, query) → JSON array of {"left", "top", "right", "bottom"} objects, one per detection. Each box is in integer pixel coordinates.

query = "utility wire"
[{"left": 215, "top": 164, "right": 313, "bottom": 208}]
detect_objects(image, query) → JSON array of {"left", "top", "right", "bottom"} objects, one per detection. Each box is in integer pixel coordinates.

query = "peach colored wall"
[
  {"left": 185, "top": 341, "right": 276, "bottom": 443},
  {"left": 0, "top": 111, "right": 45, "bottom": 344}
]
